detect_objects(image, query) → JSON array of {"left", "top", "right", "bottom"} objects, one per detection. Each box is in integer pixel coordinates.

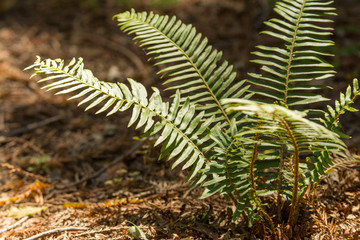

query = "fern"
[
  {"left": 248, "top": 0, "right": 336, "bottom": 108},
  {"left": 321, "top": 78, "right": 360, "bottom": 137},
  {"left": 200, "top": 99, "right": 346, "bottom": 227},
  {"left": 327, "top": 153, "right": 360, "bottom": 171},
  {"left": 26, "top": 57, "right": 212, "bottom": 181},
  {"left": 221, "top": 99, "right": 346, "bottom": 224},
  {"left": 114, "top": 9, "right": 250, "bottom": 125},
  {"left": 25, "top": 0, "right": 358, "bottom": 238}
]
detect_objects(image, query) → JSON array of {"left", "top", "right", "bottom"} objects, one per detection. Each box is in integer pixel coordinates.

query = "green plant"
[
  {"left": 26, "top": 0, "right": 359, "bottom": 238},
  {"left": 126, "top": 221, "right": 148, "bottom": 240}
]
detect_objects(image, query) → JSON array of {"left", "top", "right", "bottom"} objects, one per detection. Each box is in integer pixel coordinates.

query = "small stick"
[
  {"left": 23, "top": 227, "right": 87, "bottom": 240},
  {"left": 0, "top": 162, "right": 48, "bottom": 182},
  {"left": 0, "top": 106, "right": 4, "bottom": 132},
  {"left": 66, "top": 138, "right": 147, "bottom": 188},
  {"left": 4, "top": 115, "right": 64, "bottom": 137},
  {"left": 0, "top": 216, "right": 29, "bottom": 234},
  {"left": 0, "top": 137, "right": 46, "bottom": 155},
  {"left": 74, "top": 226, "right": 130, "bottom": 237}
]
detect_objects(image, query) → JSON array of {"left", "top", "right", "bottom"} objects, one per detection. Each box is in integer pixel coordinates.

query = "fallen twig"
[
  {"left": 4, "top": 115, "right": 64, "bottom": 137},
  {"left": 23, "top": 227, "right": 87, "bottom": 240},
  {"left": 0, "top": 136, "right": 46, "bottom": 155},
  {"left": 66, "top": 138, "right": 147, "bottom": 188},
  {"left": 0, "top": 216, "right": 29, "bottom": 234},
  {"left": 74, "top": 226, "right": 130, "bottom": 237},
  {"left": 0, "top": 162, "right": 48, "bottom": 182},
  {"left": 182, "top": 184, "right": 198, "bottom": 198}
]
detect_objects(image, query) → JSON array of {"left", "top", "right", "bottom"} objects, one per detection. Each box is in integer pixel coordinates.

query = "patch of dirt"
[{"left": 0, "top": 0, "right": 360, "bottom": 239}]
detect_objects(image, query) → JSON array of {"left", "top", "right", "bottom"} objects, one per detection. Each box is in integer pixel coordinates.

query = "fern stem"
[
  {"left": 249, "top": 133, "right": 259, "bottom": 194},
  {"left": 283, "top": 0, "right": 306, "bottom": 105},
  {"left": 278, "top": 117, "right": 299, "bottom": 227},
  {"left": 249, "top": 133, "right": 276, "bottom": 237},
  {"left": 276, "top": 145, "right": 285, "bottom": 223},
  {"left": 227, "top": 192, "right": 238, "bottom": 206},
  {"left": 128, "top": 17, "right": 231, "bottom": 124}
]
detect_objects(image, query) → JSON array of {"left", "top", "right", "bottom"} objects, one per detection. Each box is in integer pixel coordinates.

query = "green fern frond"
[
  {"left": 300, "top": 78, "right": 360, "bottom": 183},
  {"left": 113, "top": 9, "right": 250, "bottom": 125},
  {"left": 26, "top": 57, "right": 213, "bottom": 181},
  {"left": 248, "top": 0, "right": 336, "bottom": 107},
  {"left": 321, "top": 78, "right": 360, "bottom": 138}
]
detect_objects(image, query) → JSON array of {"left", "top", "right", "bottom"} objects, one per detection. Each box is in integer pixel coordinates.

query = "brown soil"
[{"left": 0, "top": 0, "right": 359, "bottom": 239}]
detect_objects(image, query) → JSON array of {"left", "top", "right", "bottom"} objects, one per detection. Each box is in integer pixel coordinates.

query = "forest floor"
[{"left": 0, "top": 0, "right": 360, "bottom": 239}]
